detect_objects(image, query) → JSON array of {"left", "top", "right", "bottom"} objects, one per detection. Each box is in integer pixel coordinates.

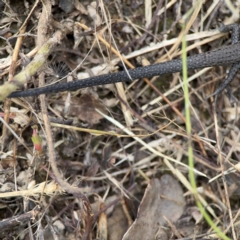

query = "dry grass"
[{"left": 0, "top": 0, "right": 240, "bottom": 239}]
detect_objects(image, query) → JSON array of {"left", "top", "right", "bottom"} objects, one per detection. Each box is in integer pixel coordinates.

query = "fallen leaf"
[
  {"left": 108, "top": 203, "right": 128, "bottom": 240},
  {"left": 122, "top": 174, "right": 185, "bottom": 240},
  {"left": 71, "top": 94, "right": 107, "bottom": 125}
]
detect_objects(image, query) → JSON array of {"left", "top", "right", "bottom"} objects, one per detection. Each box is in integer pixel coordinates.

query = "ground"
[{"left": 0, "top": 0, "right": 239, "bottom": 239}]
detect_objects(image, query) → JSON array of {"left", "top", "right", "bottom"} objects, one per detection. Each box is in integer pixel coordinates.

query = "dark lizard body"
[{"left": 8, "top": 24, "right": 240, "bottom": 99}]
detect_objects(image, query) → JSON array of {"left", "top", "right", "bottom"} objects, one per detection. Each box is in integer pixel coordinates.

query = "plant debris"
[{"left": 0, "top": 0, "right": 240, "bottom": 239}]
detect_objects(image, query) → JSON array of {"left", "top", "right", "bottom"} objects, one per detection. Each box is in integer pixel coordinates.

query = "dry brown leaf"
[
  {"left": 108, "top": 204, "right": 128, "bottom": 240},
  {"left": 10, "top": 108, "right": 30, "bottom": 127},
  {"left": 0, "top": 156, "right": 16, "bottom": 169},
  {"left": 70, "top": 94, "right": 107, "bottom": 125},
  {"left": 122, "top": 174, "right": 185, "bottom": 240},
  {"left": 188, "top": 206, "right": 203, "bottom": 224}
]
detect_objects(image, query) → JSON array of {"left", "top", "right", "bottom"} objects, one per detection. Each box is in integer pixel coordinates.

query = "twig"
[
  {"left": 37, "top": 0, "right": 90, "bottom": 203},
  {"left": 1, "top": 25, "right": 27, "bottom": 151}
]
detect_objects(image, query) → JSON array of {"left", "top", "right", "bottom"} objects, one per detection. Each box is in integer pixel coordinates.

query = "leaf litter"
[{"left": 0, "top": 0, "right": 239, "bottom": 239}]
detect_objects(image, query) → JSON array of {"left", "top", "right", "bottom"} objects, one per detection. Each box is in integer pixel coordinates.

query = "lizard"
[{"left": 7, "top": 24, "right": 240, "bottom": 100}]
